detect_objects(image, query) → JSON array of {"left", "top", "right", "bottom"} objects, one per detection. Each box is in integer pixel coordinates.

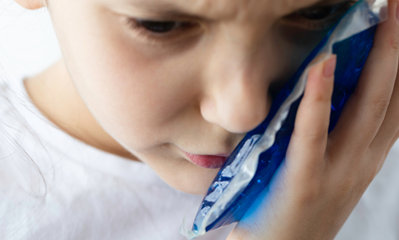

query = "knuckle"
[
  {"left": 373, "top": 35, "right": 399, "bottom": 58},
  {"left": 303, "top": 131, "right": 328, "bottom": 144},
  {"left": 312, "top": 92, "right": 331, "bottom": 103},
  {"left": 294, "top": 130, "right": 328, "bottom": 145},
  {"left": 389, "top": 36, "right": 399, "bottom": 52}
]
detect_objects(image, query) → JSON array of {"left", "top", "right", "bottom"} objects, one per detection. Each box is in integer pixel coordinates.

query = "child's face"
[{"left": 46, "top": 0, "right": 350, "bottom": 194}]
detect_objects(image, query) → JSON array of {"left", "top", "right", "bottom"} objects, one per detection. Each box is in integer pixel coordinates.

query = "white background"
[{"left": 0, "top": 0, "right": 61, "bottom": 82}]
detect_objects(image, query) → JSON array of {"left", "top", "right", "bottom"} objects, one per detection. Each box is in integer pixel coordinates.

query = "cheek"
[
  {"left": 79, "top": 46, "right": 198, "bottom": 150},
  {"left": 52, "top": 3, "right": 201, "bottom": 150},
  {"left": 262, "top": 24, "right": 327, "bottom": 95},
  {"left": 278, "top": 25, "right": 327, "bottom": 73}
]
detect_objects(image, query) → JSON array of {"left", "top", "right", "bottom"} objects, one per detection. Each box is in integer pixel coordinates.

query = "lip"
[{"left": 183, "top": 151, "right": 229, "bottom": 169}]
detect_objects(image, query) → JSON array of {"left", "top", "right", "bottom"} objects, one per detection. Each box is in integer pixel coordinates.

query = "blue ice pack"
[{"left": 181, "top": 0, "right": 388, "bottom": 238}]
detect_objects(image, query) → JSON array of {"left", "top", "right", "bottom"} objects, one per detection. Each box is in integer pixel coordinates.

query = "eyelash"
[
  {"left": 124, "top": 0, "right": 357, "bottom": 44},
  {"left": 124, "top": 18, "right": 199, "bottom": 45}
]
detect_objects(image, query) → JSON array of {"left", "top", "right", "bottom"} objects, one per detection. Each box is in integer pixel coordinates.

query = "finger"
[
  {"left": 329, "top": 0, "right": 399, "bottom": 153},
  {"left": 286, "top": 55, "right": 336, "bottom": 173}
]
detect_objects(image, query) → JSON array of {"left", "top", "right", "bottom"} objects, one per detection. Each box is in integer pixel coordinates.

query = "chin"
[
  {"left": 162, "top": 164, "right": 220, "bottom": 196},
  {"left": 133, "top": 149, "right": 222, "bottom": 195}
]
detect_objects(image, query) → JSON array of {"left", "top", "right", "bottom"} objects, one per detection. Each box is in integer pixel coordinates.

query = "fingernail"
[{"left": 323, "top": 55, "right": 337, "bottom": 78}]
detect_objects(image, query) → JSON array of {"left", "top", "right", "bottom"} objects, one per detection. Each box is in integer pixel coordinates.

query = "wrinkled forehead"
[{"left": 129, "top": 0, "right": 326, "bottom": 20}]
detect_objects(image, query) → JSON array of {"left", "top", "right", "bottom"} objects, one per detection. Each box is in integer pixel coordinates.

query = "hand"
[{"left": 227, "top": 1, "right": 399, "bottom": 239}]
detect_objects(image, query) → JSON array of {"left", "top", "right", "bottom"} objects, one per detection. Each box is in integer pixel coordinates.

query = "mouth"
[{"left": 183, "top": 151, "right": 229, "bottom": 169}]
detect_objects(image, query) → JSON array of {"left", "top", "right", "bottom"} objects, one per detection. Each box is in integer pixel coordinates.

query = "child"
[{"left": 1, "top": 0, "right": 399, "bottom": 239}]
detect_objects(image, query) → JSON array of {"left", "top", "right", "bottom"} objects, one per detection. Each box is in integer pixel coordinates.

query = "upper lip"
[
  {"left": 175, "top": 144, "right": 232, "bottom": 158},
  {"left": 184, "top": 151, "right": 230, "bottom": 157},
  {"left": 180, "top": 148, "right": 230, "bottom": 158}
]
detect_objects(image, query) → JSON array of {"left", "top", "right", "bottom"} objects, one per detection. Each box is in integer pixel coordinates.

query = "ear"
[{"left": 14, "top": 0, "right": 46, "bottom": 10}]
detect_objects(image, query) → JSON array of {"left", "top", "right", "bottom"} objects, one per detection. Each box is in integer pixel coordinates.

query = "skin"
[
  {"left": 15, "top": 0, "right": 399, "bottom": 239},
  {"left": 18, "top": 0, "right": 330, "bottom": 195}
]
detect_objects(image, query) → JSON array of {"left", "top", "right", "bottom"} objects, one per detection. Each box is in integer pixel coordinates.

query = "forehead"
[{"left": 132, "top": 0, "right": 324, "bottom": 20}]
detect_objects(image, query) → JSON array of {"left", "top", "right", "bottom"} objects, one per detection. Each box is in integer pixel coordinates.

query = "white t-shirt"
[
  {"left": 0, "top": 75, "right": 398, "bottom": 240},
  {"left": 0, "top": 76, "right": 235, "bottom": 239}
]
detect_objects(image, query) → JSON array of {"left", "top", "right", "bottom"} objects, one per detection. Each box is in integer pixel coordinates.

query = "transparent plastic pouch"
[{"left": 181, "top": 0, "right": 388, "bottom": 239}]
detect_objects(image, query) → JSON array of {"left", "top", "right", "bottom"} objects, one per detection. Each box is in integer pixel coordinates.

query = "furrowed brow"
[
  {"left": 122, "top": 0, "right": 351, "bottom": 20},
  {"left": 123, "top": 0, "right": 207, "bottom": 19}
]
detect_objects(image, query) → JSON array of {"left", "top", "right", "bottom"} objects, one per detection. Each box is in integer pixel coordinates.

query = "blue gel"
[{"left": 192, "top": 23, "right": 378, "bottom": 234}]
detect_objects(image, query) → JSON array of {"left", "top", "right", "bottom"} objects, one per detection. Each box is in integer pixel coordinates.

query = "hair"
[
  {"left": 0, "top": 79, "right": 49, "bottom": 197},
  {"left": 0, "top": 1, "right": 50, "bottom": 197}
]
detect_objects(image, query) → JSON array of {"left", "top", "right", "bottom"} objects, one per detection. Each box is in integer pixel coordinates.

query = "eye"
[
  {"left": 127, "top": 19, "right": 197, "bottom": 35},
  {"left": 299, "top": 4, "right": 346, "bottom": 20},
  {"left": 124, "top": 17, "right": 200, "bottom": 45},
  {"left": 137, "top": 20, "right": 180, "bottom": 33},
  {"left": 285, "top": 0, "right": 358, "bottom": 31}
]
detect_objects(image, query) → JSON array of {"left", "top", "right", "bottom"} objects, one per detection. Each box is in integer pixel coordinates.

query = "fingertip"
[{"left": 305, "top": 55, "right": 336, "bottom": 100}]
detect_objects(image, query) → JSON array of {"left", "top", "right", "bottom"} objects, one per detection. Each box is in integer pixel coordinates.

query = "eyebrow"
[
  {"left": 125, "top": 0, "right": 348, "bottom": 20},
  {"left": 120, "top": 0, "right": 203, "bottom": 19}
]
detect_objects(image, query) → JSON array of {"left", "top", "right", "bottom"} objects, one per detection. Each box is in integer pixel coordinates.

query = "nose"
[{"left": 200, "top": 35, "right": 274, "bottom": 134}]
